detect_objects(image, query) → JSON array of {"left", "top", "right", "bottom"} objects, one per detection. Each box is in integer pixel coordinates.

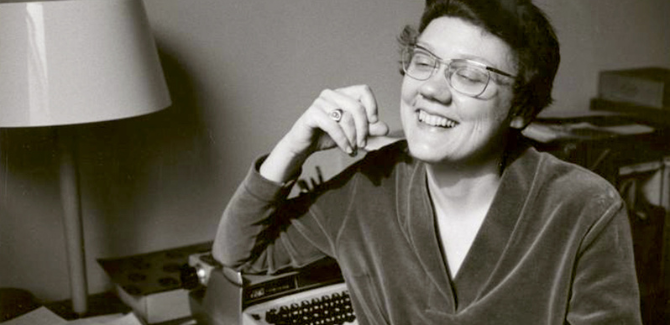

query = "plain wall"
[{"left": 0, "top": 0, "right": 669, "bottom": 303}]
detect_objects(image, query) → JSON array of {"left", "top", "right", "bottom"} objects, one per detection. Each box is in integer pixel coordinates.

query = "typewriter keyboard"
[{"left": 243, "top": 283, "right": 358, "bottom": 325}]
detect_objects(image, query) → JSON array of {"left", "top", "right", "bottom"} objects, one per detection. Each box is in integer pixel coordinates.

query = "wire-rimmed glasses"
[{"left": 401, "top": 46, "right": 516, "bottom": 97}]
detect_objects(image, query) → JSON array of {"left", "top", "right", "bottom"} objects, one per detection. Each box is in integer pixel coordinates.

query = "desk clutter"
[
  {"left": 524, "top": 67, "right": 670, "bottom": 146},
  {"left": 597, "top": 67, "right": 670, "bottom": 110},
  {"left": 97, "top": 242, "right": 212, "bottom": 324},
  {"left": 188, "top": 256, "right": 357, "bottom": 325},
  {"left": 592, "top": 67, "right": 670, "bottom": 126},
  {"left": 1, "top": 307, "right": 147, "bottom": 325}
]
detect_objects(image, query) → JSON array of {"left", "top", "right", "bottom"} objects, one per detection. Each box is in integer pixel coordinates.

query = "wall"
[
  {"left": 538, "top": 0, "right": 670, "bottom": 115},
  {"left": 0, "top": 0, "right": 668, "bottom": 303}
]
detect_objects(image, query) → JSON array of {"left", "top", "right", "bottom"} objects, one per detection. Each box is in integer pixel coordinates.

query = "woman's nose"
[{"left": 418, "top": 69, "right": 453, "bottom": 104}]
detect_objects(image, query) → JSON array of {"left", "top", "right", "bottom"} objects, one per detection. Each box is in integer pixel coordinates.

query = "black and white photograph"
[{"left": 1, "top": 0, "right": 669, "bottom": 324}]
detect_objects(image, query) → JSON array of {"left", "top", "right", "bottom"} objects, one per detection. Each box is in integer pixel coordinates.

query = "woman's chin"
[{"left": 406, "top": 142, "right": 452, "bottom": 164}]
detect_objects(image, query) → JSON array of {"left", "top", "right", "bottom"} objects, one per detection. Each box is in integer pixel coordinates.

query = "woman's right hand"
[{"left": 260, "top": 84, "right": 390, "bottom": 183}]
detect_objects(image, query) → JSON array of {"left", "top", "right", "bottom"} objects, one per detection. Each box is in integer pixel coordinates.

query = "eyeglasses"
[{"left": 401, "top": 46, "right": 516, "bottom": 97}]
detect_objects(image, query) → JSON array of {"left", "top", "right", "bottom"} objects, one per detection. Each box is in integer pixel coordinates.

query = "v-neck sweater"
[{"left": 213, "top": 141, "right": 642, "bottom": 325}]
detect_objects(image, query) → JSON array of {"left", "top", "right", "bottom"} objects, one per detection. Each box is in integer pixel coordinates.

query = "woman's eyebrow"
[
  {"left": 414, "top": 43, "right": 438, "bottom": 56},
  {"left": 415, "top": 42, "right": 497, "bottom": 66}
]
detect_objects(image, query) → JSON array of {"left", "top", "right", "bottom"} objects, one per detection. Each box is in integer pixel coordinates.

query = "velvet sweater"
[{"left": 213, "top": 141, "right": 642, "bottom": 325}]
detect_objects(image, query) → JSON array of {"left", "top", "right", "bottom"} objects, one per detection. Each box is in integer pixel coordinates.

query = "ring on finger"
[{"left": 329, "top": 108, "right": 344, "bottom": 123}]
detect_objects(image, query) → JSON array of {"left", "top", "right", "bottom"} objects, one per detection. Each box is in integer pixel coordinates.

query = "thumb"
[{"left": 368, "top": 121, "right": 390, "bottom": 137}]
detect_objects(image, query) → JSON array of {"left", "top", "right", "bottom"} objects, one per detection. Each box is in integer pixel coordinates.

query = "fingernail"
[
  {"left": 345, "top": 146, "right": 353, "bottom": 155},
  {"left": 360, "top": 139, "right": 366, "bottom": 148}
]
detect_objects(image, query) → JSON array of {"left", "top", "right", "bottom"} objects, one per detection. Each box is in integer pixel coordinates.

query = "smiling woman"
[
  {"left": 212, "top": 0, "right": 643, "bottom": 324},
  {"left": 399, "top": 17, "right": 519, "bottom": 168}
]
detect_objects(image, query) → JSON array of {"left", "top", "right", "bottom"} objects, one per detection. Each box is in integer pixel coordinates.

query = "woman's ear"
[{"left": 509, "top": 115, "right": 529, "bottom": 129}]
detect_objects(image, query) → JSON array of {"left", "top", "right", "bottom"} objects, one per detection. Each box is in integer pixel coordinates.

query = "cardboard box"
[
  {"left": 591, "top": 98, "right": 670, "bottom": 126},
  {"left": 598, "top": 67, "right": 670, "bottom": 109}
]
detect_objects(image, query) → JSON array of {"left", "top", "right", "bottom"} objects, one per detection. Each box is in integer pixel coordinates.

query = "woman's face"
[{"left": 400, "top": 16, "right": 519, "bottom": 166}]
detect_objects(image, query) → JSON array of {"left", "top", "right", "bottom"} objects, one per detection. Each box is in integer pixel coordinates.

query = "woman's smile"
[{"left": 417, "top": 109, "right": 459, "bottom": 129}]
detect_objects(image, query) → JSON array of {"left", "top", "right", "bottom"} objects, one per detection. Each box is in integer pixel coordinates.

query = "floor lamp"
[{"left": 0, "top": 0, "right": 171, "bottom": 316}]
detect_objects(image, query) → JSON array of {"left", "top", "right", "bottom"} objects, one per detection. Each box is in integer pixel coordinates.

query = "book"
[
  {"left": 98, "top": 242, "right": 212, "bottom": 324},
  {"left": 598, "top": 67, "right": 670, "bottom": 109}
]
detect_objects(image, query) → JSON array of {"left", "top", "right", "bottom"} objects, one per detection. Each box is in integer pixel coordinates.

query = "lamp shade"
[{"left": 0, "top": 0, "right": 171, "bottom": 127}]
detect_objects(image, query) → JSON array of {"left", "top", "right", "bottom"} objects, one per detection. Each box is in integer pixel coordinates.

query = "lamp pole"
[{"left": 57, "top": 127, "right": 88, "bottom": 315}]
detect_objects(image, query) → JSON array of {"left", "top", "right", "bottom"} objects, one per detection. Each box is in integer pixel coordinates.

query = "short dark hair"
[{"left": 398, "top": 0, "right": 560, "bottom": 122}]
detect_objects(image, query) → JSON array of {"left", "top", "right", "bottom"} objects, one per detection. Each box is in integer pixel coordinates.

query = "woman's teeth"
[{"left": 418, "top": 110, "right": 457, "bottom": 128}]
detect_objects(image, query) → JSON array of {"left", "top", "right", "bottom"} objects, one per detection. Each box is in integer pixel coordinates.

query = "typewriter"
[{"left": 188, "top": 253, "right": 357, "bottom": 325}]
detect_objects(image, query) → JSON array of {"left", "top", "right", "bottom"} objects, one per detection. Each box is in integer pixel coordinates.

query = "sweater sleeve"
[
  {"left": 211, "top": 155, "right": 349, "bottom": 274},
  {"left": 566, "top": 201, "right": 643, "bottom": 325}
]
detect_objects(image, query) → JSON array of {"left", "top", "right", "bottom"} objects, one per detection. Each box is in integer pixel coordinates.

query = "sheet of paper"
[
  {"left": 64, "top": 313, "right": 125, "bottom": 325},
  {"left": 2, "top": 308, "right": 147, "bottom": 325},
  {"left": 99, "top": 313, "right": 143, "bottom": 325},
  {"left": 2, "top": 307, "right": 67, "bottom": 325}
]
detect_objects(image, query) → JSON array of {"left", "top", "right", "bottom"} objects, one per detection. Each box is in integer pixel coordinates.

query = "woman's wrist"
[{"left": 259, "top": 138, "right": 310, "bottom": 184}]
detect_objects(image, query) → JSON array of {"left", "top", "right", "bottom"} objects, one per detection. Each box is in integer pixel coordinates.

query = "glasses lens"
[
  {"left": 403, "top": 49, "right": 436, "bottom": 81},
  {"left": 449, "top": 61, "right": 490, "bottom": 96}
]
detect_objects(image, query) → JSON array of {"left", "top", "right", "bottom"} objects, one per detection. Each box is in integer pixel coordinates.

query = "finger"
[
  {"left": 369, "top": 121, "right": 390, "bottom": 136},
  {"left": 309, "top": 107, "right": 354, "bottom": 155},
  {"left": 337, "top": 109, "right": 358, "bottom": 152},
  {"left": 313, "top": 97, "right": 357, "bottom": 150},
  {"left": 322, "top": 89, "right": 369, "bottom": 148},
  {"left": 339, "top": 85, "right": 379, "bottom": 124}
]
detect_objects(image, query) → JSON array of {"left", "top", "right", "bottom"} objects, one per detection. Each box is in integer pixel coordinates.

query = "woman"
[{"left": 213, "top": 0, "right": 642, "bottom": 323}]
